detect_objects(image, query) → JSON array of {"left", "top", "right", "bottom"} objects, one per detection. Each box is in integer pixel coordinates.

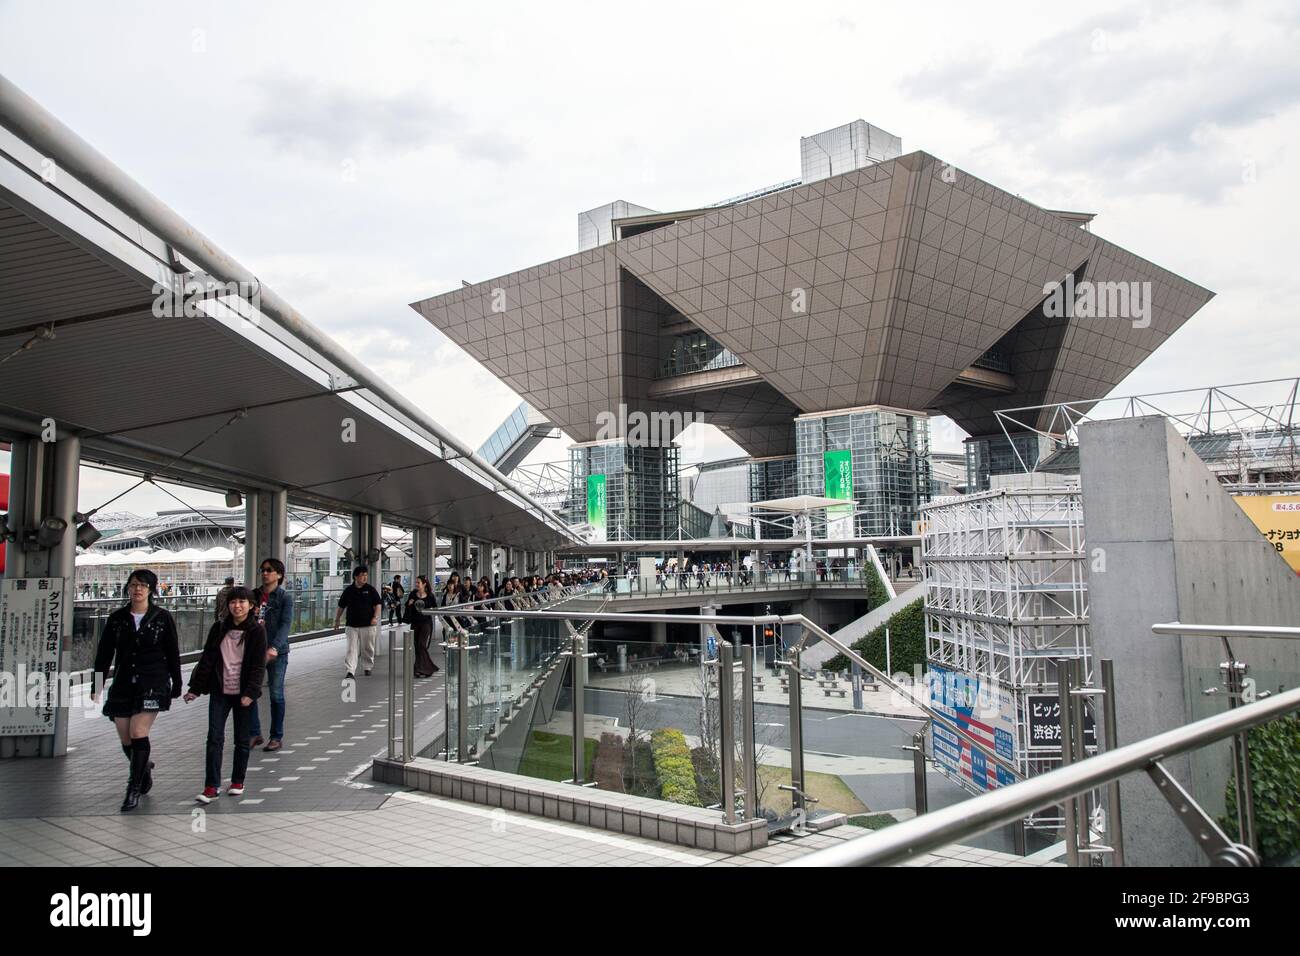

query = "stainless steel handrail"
[
  {"left": 1152, "top": 622, "right": 1300, "bottom": 640},
  {"left": 580, "top": 570, "right": 879, "bottom": 597},
  {"left": 1148, "top": 621, "right": 1300, "bottom": 851},
  {"left": 435, "top": 584, "right": 592, "bottom": 614},
  {"left": 786, "top": 682, "right": 1300, "bottom": 867}
]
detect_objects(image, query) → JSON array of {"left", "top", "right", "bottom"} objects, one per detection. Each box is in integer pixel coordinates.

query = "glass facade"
[
  {"left": 964, "top": 432, "right": 1055, "bottom": 492},
  {"left": 799, "top": 120, "right": 902, "bottom": 184},
  {"left": 578, "top": 200, "right": 658, "bottom": 251},
  {"left": 476, "top": 402, "right": 529, "bottom": 466},
  {"left": 795, "top": 408, "right": 931, "bottom": 537},
  {"left": 971, "top": 344, "right": 1011, "bottom": 374},
  {"left": 689, "top": 460, "right": 750, "bottom": 514},
  {"left": 657, "top": 329, "right": 744, "bottom": 379},
  {"left": 569, "top": 441, "right": 680, "bottom": 540},
  {"left": 748, "top": 456, "right": 799, "bottom": 539}
]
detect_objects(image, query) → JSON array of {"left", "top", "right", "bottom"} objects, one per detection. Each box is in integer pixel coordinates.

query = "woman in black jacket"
[
  {"left": 90, "top": 568, "right": 182, "bottom": 812},
  {"left": 183, "top": 586, "right": 267, "bottom": 804}
]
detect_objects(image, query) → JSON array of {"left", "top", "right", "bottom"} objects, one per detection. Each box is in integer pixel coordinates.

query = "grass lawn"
[
  {"left": 518, "top": 731, "right": 599, "bottom": 782},
  {"left": 755, "top": 765, "right": 869, "bottom": 816},
  {"left": 847, "top": 813, "right": 899, "bottom": 830}
]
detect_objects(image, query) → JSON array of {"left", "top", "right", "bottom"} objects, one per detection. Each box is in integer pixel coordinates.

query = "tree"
[{"left": 621, "top": 669, "right": 652, "bottom": 794}]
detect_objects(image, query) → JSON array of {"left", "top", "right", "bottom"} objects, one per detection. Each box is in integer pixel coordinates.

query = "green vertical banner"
[
  {"left": 587, "top": 473, "right": 607, "bottom": 542},
  {"left": 823, "top": 449, "right": 854, "bottom": 543}
]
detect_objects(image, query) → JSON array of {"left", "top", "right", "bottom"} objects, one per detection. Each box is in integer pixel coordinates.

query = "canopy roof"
[
  {"left": 0, "top": 76, "right": 575, "bottom": 551},
  {"left": 747, "top": 495, "right": 855, "bottom": 514}
]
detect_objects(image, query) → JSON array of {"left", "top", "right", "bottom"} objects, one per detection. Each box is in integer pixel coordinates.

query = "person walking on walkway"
[
  {"left": 388, "top": 575, "right": 404, "bottom": 626},
  {"left": 249, "top": 557, "right": 293, "bottom": 752},
  {"left": 214, "top": 576, "right": 235, "bottom": 621},
  {"left": 335, "top": 565, "right": 382, "bottom": 680},
  {"left": 437, "top": 572, "right": 461, "bottom": 643},
  {"left": 91, "top": 568, "right": 183, "bottom": 812},
  {"left": 404, "top": 575, "right": 439, "bottom": 678},
  {"left": 184, "top": 587, "right": 267, "bottom": 804}
]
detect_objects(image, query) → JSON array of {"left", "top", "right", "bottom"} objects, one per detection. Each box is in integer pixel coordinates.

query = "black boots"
[{"left": 121, "top": 737, "right": 152, "bottom": 812}]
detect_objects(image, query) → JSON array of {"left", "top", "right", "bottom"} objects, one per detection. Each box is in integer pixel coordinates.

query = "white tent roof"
[
  {"left": 747, "top": 495, "right": 855, "bottom": 514},
  {"left": 77, "top": 546, "right": 236, "bottom": 567}
]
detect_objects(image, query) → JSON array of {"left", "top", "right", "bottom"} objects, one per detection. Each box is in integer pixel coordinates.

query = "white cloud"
[{"left": 0, "top": 0, "right": 1292, "bottom": 513}]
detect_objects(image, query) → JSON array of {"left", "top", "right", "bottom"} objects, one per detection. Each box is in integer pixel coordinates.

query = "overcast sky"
[{"left": 1, "top": 0, "right": 1296, "bottom": 517}]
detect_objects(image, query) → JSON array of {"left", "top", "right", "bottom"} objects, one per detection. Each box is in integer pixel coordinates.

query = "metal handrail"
[
  {"left": 1148, "top": 621, "right": 1299, "bottom": 850},
  {"left": 584, "top": 569, "right": 881, "bottom": 597},
  {"left": 434, "top": 583, "right": 593, "bottom": 612},
  {"left": 786, "top": 682, "right": 1300, "bottom": 867},
  {"left": 1152, "top": 622, "right": 1300, "bottom": 640}
]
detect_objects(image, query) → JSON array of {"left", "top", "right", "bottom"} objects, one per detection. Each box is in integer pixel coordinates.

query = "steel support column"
[
  {"left": 244, "top": 488, "right": 287, "bottom": 586},
  {"left": 351, "top": 512, "right": 382, "bottom": 579},
  {"left": 412, "top": 526, "right": 436, "bottom": 583}
]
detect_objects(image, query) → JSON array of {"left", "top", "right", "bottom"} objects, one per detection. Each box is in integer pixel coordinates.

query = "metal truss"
[
  {"left": 509, "top": 460, "right": 571, "bottom": 514},
  {"left": 994, "top": 376, "right": 1300, "bottom": 476}
]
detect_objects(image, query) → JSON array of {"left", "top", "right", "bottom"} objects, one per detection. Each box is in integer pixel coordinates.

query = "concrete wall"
[{"left": 1079, "top": 416, "right": 1300, "bottom": 865}]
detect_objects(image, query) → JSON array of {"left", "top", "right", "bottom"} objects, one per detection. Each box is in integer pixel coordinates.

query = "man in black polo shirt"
[{"left": 334, "top": 565, "right": 382, "bottom": 680}]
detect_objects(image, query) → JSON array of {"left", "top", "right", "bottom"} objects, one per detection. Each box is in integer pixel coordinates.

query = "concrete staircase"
[{"left": 801, "top": 589, "right": 922, "bottom": 670}]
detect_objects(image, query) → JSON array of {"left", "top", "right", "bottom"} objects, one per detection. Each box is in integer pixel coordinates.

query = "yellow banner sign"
[{"left": 1233, "top": 494, "right": 1300, "bottom": 575}]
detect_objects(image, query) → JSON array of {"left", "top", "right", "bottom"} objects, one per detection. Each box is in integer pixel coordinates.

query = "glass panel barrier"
[
  {"left": 442, "top": 627, "right": 463, "bottom": 761},
  {"left": 581, "top": 637, "right": 708, "bottom": 803},
  {"left": 73, "top": 587, "right": 352, "bottom": 670}
]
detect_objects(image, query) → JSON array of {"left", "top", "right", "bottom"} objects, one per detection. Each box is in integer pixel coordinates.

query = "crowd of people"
[{"left": 80, "top": 579, "right": 210, "bottom": 599}]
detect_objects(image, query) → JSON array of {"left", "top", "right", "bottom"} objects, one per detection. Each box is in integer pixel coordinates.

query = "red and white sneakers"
[
  {"left": 226, "top": 781, "right": 245, "bottom": 797},
  {"left": 195, "top": 787, "right": 220, "bottom": 804}
]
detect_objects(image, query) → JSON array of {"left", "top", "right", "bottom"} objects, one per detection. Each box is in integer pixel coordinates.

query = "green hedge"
[
  {"left": 821, "top": 598, "right": 926, "bottom": 679},
  {"left": 651, "top": 728, "right": 702, "bottom": 807},
  {"left": 862, "top": 558, "right": 890, "bottom": 610},
  {"left": 1222, "top": 713, "right": 1300, "bottom": 864}
]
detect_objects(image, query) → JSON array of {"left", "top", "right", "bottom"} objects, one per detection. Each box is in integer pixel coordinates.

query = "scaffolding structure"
[{"left": 922, "top": 485, "right": 1091, "bottom": 799}]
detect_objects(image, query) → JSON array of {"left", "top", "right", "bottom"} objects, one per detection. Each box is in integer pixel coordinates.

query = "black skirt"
[
  {"left": 102, "top": 692, "right": 172, "bottom": 719},
  {"left": 102, "top": 676, "right": 173, "bottom": 719}
]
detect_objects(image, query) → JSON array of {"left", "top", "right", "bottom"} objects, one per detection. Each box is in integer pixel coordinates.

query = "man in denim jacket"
[{"left": 249, "top": 557, "right": 294, "bottom": 751}]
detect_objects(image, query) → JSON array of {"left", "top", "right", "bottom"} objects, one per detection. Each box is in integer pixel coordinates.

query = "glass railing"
[
  {"left": 421, "top": 602, "right": 959, "bottom": 838},
  {"left": 436, "top": 585, "right": 595, "bottom": 764},
  {"left": 402, "top": 605, "right": 1300, "bottom": 866},
  {"left": 69, "top": 587, "right": 353, "bottom": 670}
]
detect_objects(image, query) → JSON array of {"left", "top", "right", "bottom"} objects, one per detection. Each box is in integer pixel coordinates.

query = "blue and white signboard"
[
  {"left": 705, "top": 634, "right": 718, "bottom": 660},
  {"left": 927, "top": 662, "right": 1017, "bottom": 795}
]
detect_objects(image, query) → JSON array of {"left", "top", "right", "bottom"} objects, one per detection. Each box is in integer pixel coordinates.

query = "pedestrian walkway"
[
  {"left": 0, "top": 630, "right": 1034, "bottom": 867},
  {"left": 587, "top": 659, "right": 927, "bottom": 718}
]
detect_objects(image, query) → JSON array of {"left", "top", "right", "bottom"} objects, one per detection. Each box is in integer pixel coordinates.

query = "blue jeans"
[
  {"left": 206, "top": 693, "right": 252, "bottom": 788},
  {"left": 249, "top": 654, "right": 287, "bottom": 741}
]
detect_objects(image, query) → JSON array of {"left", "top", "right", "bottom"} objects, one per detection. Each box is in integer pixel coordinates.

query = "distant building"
[{"left": 416, "top": 118, "right": 1212, "bottom": 545}]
